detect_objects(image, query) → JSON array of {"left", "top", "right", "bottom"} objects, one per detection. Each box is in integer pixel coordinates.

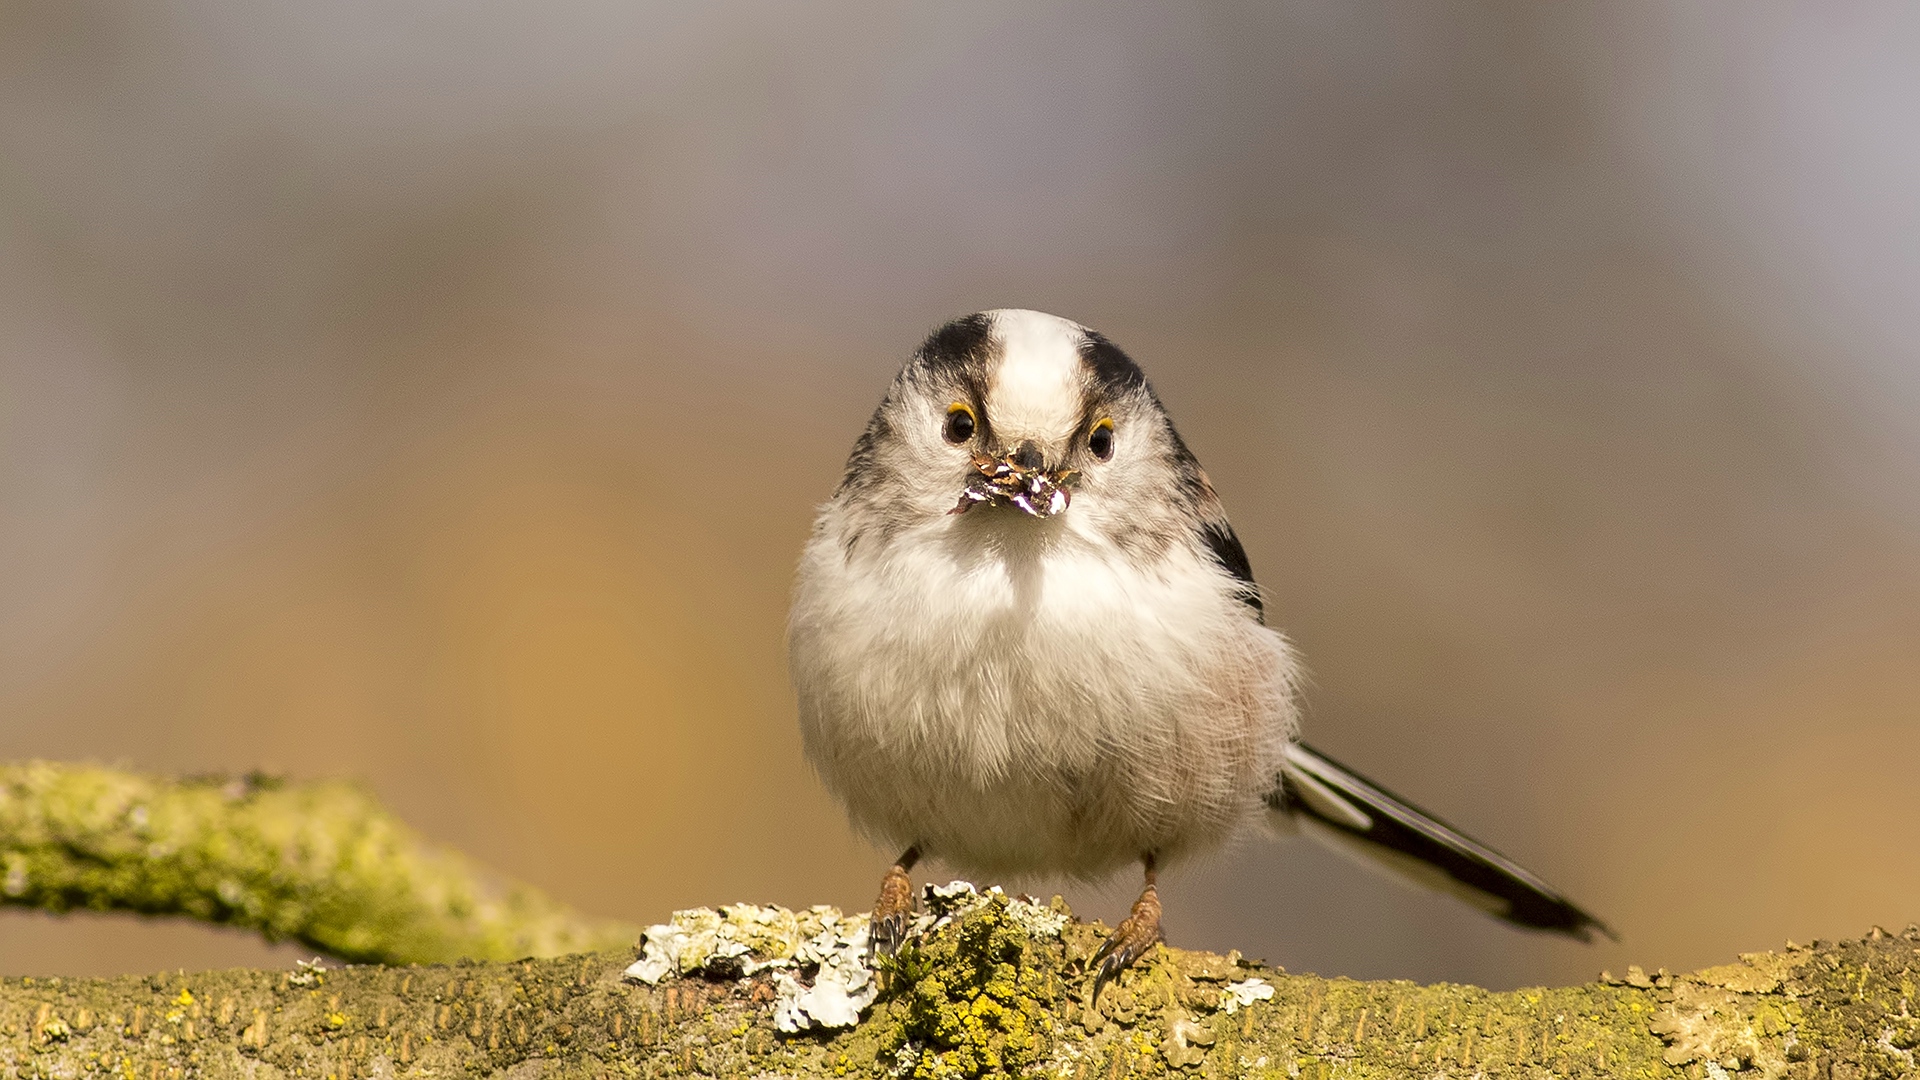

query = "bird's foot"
[
  {"left": 869, "top": 857, "right": 918, "bottom": 959},
  {"left": 1089, "top": 882, "right": 1162, "bottom": 1005}
]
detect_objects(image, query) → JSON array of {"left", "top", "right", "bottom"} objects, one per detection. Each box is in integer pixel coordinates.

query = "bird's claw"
[
  {"left": 871, "top": 911, "right": 910, "bottom": 959},
  {"left": 1088, "top": 883, "right": 1162, "bottom": 1005},
  {"left": 869, "top": 860, "right": 917, "bottom": 960}
]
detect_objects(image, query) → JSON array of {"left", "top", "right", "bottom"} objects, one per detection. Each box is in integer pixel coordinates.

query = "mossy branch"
[
  {"left": 2, "top": 764, "right": 1915, "bottom": 1078},
  {"left": 0, "top": 761, "right": 637, "bottom": 964},
  {"left": 4, "top": 912, "right": 1919, "bottom": 1078}
]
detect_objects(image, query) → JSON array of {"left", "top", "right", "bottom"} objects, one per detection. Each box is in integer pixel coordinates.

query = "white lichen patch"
[
  {"left": 769, "top": 923, "right": 877, "bottom": 1034},
  {"left": 624, "top": 882, "right": 1073, "bottom": 1035},
  {"left": 625, "top": 904, "right": 862, "bottom": 978},
  {"left": 624, "top": 902, "right": 875, "bottom": 1032},
  {"left": 1219, "top": 978, "right": 1274, "bottom": 1014},
  {"left": 288, "top": 958, "right": 328, "bottom": 987},
  {"left": 921, "top": 881, "right": 1069, "bottom": 939}
]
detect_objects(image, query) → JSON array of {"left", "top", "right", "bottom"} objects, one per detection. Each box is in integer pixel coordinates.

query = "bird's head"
[{"left": 837, "top": 309, "right": 1187, "bottom": 528}]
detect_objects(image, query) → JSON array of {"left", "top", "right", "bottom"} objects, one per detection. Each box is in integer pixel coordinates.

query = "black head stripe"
[
  {"left": 915, "top": 313, "right": 996, "bottom": 380},
  {"left": 1077, "top": 330, "right": 1150, "bottom": 396}
]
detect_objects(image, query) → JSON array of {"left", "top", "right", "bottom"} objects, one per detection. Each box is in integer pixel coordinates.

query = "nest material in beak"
[{"left": 951, "top": 452, "right": 1077, "bottom": 518}]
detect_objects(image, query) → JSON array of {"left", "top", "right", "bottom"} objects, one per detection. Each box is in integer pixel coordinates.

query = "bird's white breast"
[{"left": 789, "top": 507, "right": 1298, "bottom": 881}]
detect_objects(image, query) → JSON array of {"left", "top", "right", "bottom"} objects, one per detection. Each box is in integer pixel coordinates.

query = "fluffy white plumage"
[{"left": 788, "top": 310, "right": 1299, "bottom": 882}]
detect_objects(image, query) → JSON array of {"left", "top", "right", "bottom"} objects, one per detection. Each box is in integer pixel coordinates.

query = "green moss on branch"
[
  {"left": 0, "top": 761, "right": 636, "bottom": 964},
  {"left": 4, "top": 911, "right": 1918, "bottom": 1078},
  {"left": 1, "top": 762, "right": 1914, "bottom": 1077}
]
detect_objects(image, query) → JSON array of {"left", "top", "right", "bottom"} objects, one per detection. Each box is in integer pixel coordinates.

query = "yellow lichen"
[{"left": 884, "top": 895, "right": 1062, "bottom": 1079}]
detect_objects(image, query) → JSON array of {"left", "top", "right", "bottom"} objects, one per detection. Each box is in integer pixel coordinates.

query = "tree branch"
[
  {"left": 0, "top": 761, "right": 637, "bottom": 964},
  {"left": 4, "top": 905, "right": 1915, "bottom": 1078},
  {"left": 2, "top": 763, "right": 1912, "bottom": 1078}
]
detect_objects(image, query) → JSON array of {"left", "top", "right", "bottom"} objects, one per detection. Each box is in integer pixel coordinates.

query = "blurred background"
[{"left": 3, "top": 0, "right": 1919, "bottom": 988}]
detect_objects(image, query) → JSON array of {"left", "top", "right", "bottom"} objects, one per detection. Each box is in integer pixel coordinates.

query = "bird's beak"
[{"left": 950, "top": 442, "right": 1078, "bottom": 518}]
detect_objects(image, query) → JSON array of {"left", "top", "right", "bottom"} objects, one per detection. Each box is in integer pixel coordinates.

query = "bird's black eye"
[
  {"left": 1088, "top": 417, "right": 1115, "bottom": 460},
  {"left": 944, "top": 403, "right": 976, "bottom": 444}
]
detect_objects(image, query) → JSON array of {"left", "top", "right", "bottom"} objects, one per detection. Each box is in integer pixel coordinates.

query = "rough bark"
[
  {"left": 0, "top": 762, "right": 637, "bottom": 964},
  {"left": 4, "top": 908, "right": 1917, "bottom": 1079},
  {"left": 4, "top": 762, "right": 1915, "bottom": 1078}
]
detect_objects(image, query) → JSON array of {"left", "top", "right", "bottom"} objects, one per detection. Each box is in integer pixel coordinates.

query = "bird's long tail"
[{"left": 1268, "top": 742, "right": 1614, "bottom": 941}]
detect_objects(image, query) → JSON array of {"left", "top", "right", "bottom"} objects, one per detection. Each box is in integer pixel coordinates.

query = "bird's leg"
[
  {"left": 870, "top": 845, "right": 922, "bottom": 958},
  {"left": 1090, "top": 854, "right": 1164, "bottom": 1004}
]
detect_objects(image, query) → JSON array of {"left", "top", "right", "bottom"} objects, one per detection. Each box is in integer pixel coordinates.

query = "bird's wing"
[{"left": 1269, "top": 741, "right": 1614, "bottom": 941}]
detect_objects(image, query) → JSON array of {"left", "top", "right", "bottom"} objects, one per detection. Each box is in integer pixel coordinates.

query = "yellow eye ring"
[
  {"left": 944, "top": 403, "right": 976, "bottom": 444},
  {"left": 1088, "top": 417, "right": 1115, "bottom": 460}
]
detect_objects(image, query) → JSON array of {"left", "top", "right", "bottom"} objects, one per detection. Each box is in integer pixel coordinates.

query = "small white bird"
[{"left": 788, "top": 310, "right": 1607, "bottom": 995}]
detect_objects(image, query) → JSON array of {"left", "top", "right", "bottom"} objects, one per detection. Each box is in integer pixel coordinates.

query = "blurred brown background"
[{"left": 3, "top": 2, "right": 1919, "bottom": 989}]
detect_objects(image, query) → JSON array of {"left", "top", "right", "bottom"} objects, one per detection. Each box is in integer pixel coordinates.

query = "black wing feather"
[
  {"left": 1272, "top": 742, "right": 1614, "bottom": 941},
  {"left": 1197, "top": 520, "right": 1263, "bottom": 617}
]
